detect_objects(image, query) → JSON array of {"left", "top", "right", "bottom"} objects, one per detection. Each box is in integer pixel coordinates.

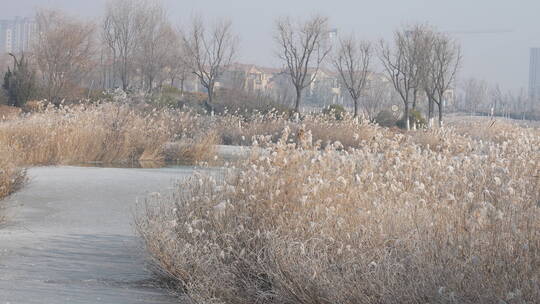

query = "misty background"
[{"left": 2, "top": 0, "right": 539, "bottom": 92}]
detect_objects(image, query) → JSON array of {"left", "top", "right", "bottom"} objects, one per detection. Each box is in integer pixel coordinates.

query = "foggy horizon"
[{"left": 3, "top": 0, "right": 540, "bottom": 92}]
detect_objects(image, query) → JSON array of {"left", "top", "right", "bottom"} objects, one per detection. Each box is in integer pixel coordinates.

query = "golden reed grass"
[{"left": 0, "top": 103, "right": 218, "bottom": 166}]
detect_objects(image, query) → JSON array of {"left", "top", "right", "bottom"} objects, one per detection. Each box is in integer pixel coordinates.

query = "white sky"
[{"left": 3, "top": 0, "right": 540, "bottom": 92}]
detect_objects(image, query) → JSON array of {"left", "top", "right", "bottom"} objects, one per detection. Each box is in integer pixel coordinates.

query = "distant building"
[
  {"left": 528, "top": 48, "right": 540, "bottom": 102},
  {"left": 218, "top": 63, "right": 277, "bottom": 93},
  {"left": 175, "top": 61, "right": 348, "bottom": 109},
  {"left": 0, "top": 17, "right": 37, "bottom": 54},
  {"left": 305, "top": 68, "right": 342, "bottom": 106}
]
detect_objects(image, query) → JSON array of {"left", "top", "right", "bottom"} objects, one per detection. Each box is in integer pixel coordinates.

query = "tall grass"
[
  {"left": 138, "top": 122, "right": 540, "bottom": 304},
  {"left": 0, "top": 103, "right": 218, "bottom": 166}
]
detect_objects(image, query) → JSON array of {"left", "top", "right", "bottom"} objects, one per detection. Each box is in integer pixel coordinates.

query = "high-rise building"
[
  {"left": 528, "top": 48, "right": 540, "bottom": 102},
  {"left": 0, "top": 17, "right": 37, "bottom": 54}
]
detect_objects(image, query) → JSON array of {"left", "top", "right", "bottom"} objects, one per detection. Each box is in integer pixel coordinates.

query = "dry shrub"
[
  {"left": 138, "top": 124, "right": 540, "bottom": 304},
  {"left": 0, "top": 105, "right": 22, "bottom": 121},
  {"left": 161, "top": 132, "right": 219, "bottom": 165},
  {"left": 0, "top": 146, "right": 26, "bottom": 223},
  {"left": 23, "top": 100, "right": 46, "bottom": 113},
  {"left": 0, "top": 103, "right": 218, "bottom": 166}
]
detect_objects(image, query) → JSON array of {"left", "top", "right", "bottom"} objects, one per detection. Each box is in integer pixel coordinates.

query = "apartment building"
[
  {"left": 0, "top": 17, "right": 36, "bottom": 54},
  {"left": 529, "top": 48, "right": 540, "bottom": 102}
]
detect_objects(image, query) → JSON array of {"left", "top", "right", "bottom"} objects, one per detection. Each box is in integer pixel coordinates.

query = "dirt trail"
[{"left": 0, "top": 166, "right": 193, "bottom": 304}]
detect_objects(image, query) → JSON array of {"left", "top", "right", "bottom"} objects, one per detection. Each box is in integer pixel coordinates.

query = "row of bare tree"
[
  {"left": 10, "top": 0, "right": 462, "bottom": 128},
  {"left": 379, "top": 25, "right": 461, "bottom": 129},
  {"left": 457, "top": 78, "right": 538, "bottom": 120},
  {"left": 14, "top": 0, "right": 235, "bottom": 107},
  {"left": 274, "top": 17, "right": 461, "bottom": 129},
  {"left": 101, "top": 0, "right": 238, "bottom": 111}
]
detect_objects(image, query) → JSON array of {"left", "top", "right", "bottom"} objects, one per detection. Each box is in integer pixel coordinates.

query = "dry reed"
[
  {"left": 0, "top": 102, "right": 218, "bottom": 166},
  {"left": 0, "top": 146, "right": 26, "bottom": 223},
  {"left": 138, "top": 122, "right": 540, "bottom": 304},
  {"left": 218, "top": 111, "right": 387, "bottom": 149}
]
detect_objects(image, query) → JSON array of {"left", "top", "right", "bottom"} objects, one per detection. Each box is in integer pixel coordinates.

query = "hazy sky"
[{"left": 3, "top": 0, "right": 540, "bottom": 92}]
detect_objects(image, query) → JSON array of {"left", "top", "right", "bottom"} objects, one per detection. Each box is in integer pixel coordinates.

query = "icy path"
[{"left": 0, "top": 166, "right": 194, "bottom": 304}]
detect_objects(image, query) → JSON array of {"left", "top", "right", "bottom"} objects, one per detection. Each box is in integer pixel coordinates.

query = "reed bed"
[
  {"left": 138, "top": 121, "right": 540, "bottom": 304},
  {"left": 218, "top": 111, "right": 388, "bottom": 149},
  {"left": 0, "top": 103, "right": 218, "bottom": 166}
]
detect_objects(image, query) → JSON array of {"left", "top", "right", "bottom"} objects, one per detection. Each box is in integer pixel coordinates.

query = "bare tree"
[
  {"left": 379, "top": 25, "right": 427, "bottom": 130},
  {"left": 511, "top": 88, "right": 530, "bottom": 120},
  {"left": 34, "top": 9, "right": 95, "bottom": 104},
  {"left": 164, "top": 32, "right": 189, "bottom": 94},
  {"left": 490, "top": 84, "right": 504, "bottom": 116},
  {"left": 423, "top": 31, "right": 461, "bottom": 127},
  {"left": 459, "top": 78, "right": 489, "bottom": 114},
  {"left": 103, "top": 0, "right": 148, "bottom": 90},
  {"left": 409, "top": 26, "right": 433, "bottom": 112},
  {"left": 361, "top": 75, "right": 395, "bottom": 121},
  {"left": 135, "top": 3, "right": 175, "bottom": 92},
  {"left": 275, "top": 15, "right": 332, "bottom": 113},
  {"left": 180, "top": 16, "right": 237, "bottom": 111},
  {"left": 419, "top": 29, "right": 439, "bottom": 127},
  {"left": 332, "top": 36, "right": 371, "bottom": 117}
]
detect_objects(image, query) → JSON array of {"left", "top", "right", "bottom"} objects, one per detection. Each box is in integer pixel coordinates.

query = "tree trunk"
[
  {"left": 428, "top": 96, "right": 434, "bottom": 128},
  {"left": 294, "top": 88, "right": 302, "bottom": 113},
  {"left": 121, "top": 60, "right": 128, "bottom": 91},
  {"left": 404, "top": 101, "right": 410, "bottom": 131},
  {"left": 180, "top": 78, "right": 185, "bottom": 96},
  {"left": 111, "top": 51, "right": 117, "bottom": 89},
  {"left": 122, "top": 76, "right": 128, "bottom": 91},
  {"left": 121, "top": 55, "right": 130, "bottom": 91},
  {"left": 353, "top": 97, "right": 359, "bottom": 118},
  {"left": 206, "top": 85, "right": 214, "bottom": 113},
  {"left": 148, "top": 77, "right": 154, "bottom": 93},
  {"left": 438, "top": 101, "right": 444, "bottom": 128},
  {"left": 412, "top": 88, "right": 418, "bottom": 110}
]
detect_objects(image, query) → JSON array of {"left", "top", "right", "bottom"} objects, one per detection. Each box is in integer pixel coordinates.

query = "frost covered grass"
[
  {"left": 218, "top": 111, "right": 385, "bottom": 148},
  {"left": 137, "top": 122, "right": 540, "bottom": 304},
  {"left": 0, "top": 102, "right": 218, "bottom": 166}
]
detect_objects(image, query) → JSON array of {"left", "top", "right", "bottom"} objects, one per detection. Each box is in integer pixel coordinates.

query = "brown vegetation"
[
  {"left": 0, "top": 103, "right": 218, "bottom": 166},
  {"left": 138, "top": 121, "right": 540, "bottom": 304},
  {"left": 0, "top": 105, "right": 21, "bottom": 121},
  {"left": 0, "top": 146, "right": 26, "bottom": 222}
]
